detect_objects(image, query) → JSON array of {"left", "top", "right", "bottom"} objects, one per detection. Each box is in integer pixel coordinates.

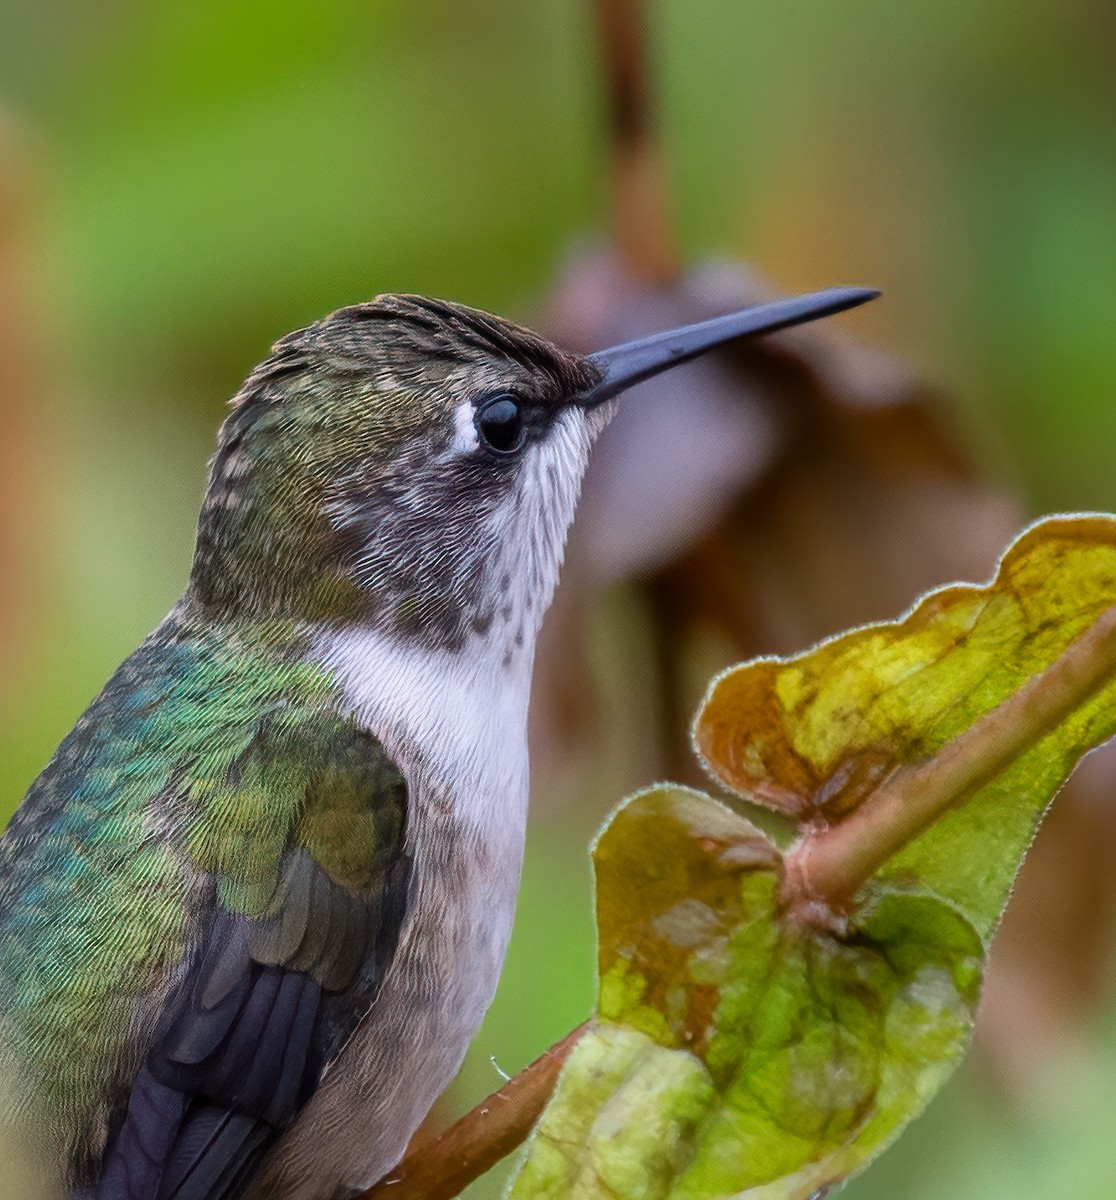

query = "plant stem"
[
  {"left": 782, "top": 605, "right": 1116, "bottom": 912},
  {"left": 361, "top": 1023, "right": 591, "bottom": 1200}
]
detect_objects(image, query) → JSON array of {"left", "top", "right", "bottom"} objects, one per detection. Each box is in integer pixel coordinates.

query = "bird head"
[{"left": 187, "top": 288, "right": 877, "bottom": 653}]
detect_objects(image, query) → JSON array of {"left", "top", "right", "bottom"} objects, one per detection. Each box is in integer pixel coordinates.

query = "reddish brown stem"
[
  {"left": 782, "top": 605, "right": 1116, "bottom": 916},
  {"left": 361, "top": 1023, "right": 591, "bottom": 1200}
]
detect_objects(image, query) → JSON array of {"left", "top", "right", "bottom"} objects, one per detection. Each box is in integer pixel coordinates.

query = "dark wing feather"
[{"left": 96, "top": 724, "right": 409, "bottom": 1200}]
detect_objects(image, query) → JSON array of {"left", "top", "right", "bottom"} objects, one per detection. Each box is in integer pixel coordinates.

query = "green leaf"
[{"left": 508, "top": 515, "right": 1116, "bottom": 1198}]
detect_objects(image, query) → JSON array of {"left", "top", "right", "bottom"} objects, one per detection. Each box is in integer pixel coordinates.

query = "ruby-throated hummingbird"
[{"left": 0, "top": 286, "right": 876, "bottom": 1200}]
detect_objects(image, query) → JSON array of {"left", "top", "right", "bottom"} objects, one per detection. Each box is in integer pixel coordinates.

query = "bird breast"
[{"left": 252, "top": 624, "right": 533, "bottom": 1197}]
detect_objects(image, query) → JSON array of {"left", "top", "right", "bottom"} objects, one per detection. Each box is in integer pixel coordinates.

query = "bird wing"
[{"left": 96, "top": 717, "right": 410, "bottom": 1200}]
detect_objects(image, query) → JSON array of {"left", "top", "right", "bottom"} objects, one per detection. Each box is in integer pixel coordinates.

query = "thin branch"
[
  {"left": 593, "top": 0, "right": 679, "bottom": 283},
  {"left": 782, "top": 605, "right": 1116, "bottom": 913},
  {"left": 361, "top": 1023, "right": 591, "bottom": 1200}
]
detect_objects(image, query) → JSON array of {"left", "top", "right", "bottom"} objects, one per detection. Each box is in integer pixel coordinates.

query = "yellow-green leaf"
[{"left": 695, "top": 513, "right": 1116, "bottom": 935}]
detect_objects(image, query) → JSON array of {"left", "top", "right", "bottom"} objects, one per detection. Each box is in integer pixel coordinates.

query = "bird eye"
[{"left": 475, "top": 394, "right": 526, "bottom": 455}]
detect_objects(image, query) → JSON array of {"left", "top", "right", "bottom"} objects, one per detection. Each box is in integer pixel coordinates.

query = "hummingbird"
[{"left": 0, "top": 285, "right": 876, "bottom": 1200}]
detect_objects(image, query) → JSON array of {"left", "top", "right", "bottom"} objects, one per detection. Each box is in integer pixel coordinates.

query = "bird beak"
[{"left": 575, "top": 286, "right": 881, "bottom": 408}]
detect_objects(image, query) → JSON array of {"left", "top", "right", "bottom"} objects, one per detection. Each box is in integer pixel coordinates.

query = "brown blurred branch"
[
  {"left": 361, "top": 1023, "right": 590, "bottom": 1200},
  {"left": 593, "top": 0, "right": 679, "bottom": 283}
]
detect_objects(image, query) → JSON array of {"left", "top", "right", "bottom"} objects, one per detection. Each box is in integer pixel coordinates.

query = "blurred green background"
[{"left": 3, "top": 1, "right": 1116, "bottom": 1197}]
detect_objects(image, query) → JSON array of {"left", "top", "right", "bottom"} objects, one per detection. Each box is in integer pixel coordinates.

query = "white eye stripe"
[{"left": 450, "top": 400, "right": 480, "bottom": 455}]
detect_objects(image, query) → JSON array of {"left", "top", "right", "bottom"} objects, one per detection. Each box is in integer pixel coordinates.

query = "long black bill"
[{"left": 577, "top": 286, "right": 880, "bottom": 408}]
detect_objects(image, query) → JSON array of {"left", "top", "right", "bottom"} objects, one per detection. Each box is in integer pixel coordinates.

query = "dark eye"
[{"left": 475, "top": 394, "right": 526, "bottom": 455}]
